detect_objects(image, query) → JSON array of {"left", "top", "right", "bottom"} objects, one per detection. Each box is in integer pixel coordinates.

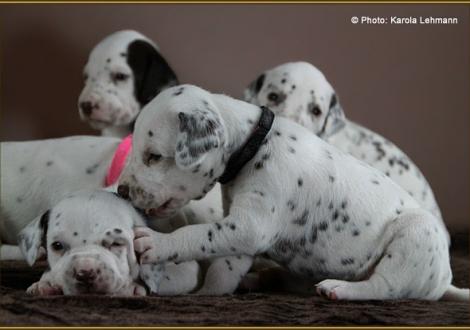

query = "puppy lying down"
[{"left": 18, "top": 190, "right": 199, "bottom": 296}]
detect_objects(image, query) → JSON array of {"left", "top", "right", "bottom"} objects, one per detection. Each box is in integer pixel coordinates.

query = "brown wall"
[{"left": 1, "top": 4, "right": 468, "bottom": 231}]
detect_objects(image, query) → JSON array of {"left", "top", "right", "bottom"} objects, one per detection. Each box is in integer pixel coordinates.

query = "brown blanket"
[{"left": 1, "top": 245, "right": 468, "bottom": 326}]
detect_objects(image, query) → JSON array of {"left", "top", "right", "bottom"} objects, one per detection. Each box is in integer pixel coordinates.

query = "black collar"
[{"left": 218, "top": 106, "right": 275, "bottom": 184}]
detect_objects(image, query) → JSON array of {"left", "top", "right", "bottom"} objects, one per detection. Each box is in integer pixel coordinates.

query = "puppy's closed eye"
[{"left": 144, "top": 152, "right": 162, "bottom": 166}]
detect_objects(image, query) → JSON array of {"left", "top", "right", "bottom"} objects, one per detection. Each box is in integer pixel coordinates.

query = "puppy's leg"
[
  {"left": 135, "top": 200, "right": 274, "bottom": 265},
  {"left": 196, "top": 255, "right": 253, "bottom": 295},
  {"left": 158, "top": 261, "right": 201, "bottom": 295},
  {"left": 316, "top": 209, "right": 451, "bottom": 300}
]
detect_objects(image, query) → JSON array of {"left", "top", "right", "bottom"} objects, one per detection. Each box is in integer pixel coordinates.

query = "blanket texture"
[{"left": 0, "top": 235, "right": 468, "bottom": 326}]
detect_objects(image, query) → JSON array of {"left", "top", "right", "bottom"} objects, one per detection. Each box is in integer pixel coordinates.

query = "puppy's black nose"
[
  {"left": 80, "top": 101, "right": 94, "bottom": 116},
  {"left": 117, "top": 185, "right": 130, "bottom": 200},
  {"left": 75, "top": 269, "right": 96, "bottom": 283}
]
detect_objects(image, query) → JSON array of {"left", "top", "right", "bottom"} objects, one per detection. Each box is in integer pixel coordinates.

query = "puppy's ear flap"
[
  {"left": 243, "top": 73, "right": 265, "bottom": 102},
  {"left": 319, "top": 93, "right": 346, "bottom": 138},
  {"left": 127, "top": 40, "right": 178, "bottom": 106},
  {"left": 175, "top": 108, "right": 225, "bottom": 170},
  {"left": 18, "top": 210, "right": 50, "bottom": 266}
]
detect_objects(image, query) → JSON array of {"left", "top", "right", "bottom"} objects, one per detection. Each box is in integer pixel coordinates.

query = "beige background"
[{"left": 0, "top": 4, "right": 468, "bottom": 231}]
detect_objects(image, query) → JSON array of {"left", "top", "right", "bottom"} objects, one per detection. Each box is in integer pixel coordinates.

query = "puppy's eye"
[
  {"left": 112, "top": 72, "right": 129, "bottom": 82},
  {"left": 311, "top": 106, "right": 322, "bottom": 117},
  {"left": 111, "top": 242, "right": 123, "bottom": 248},
  {"left": 51, "top": 241, "right": 64, "bottom": 251},
  {"left": 146, "top": 153, "right": 162, "bottom": 166},
  {"left": 267, "top": 92, "right": 279, "bottom": 102}
]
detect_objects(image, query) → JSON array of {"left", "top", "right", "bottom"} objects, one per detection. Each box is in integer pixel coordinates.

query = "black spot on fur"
[
  {"left": 86, "top": 163, "right": 100, "bottom": 175},
  {"left": 148, "top": 130, "right": 154, "bottom": 137},
  {"left": 318, "top": 222, "right": 328, "bottom": 231},
  {"left": 297, "top": 178, "right": 303, "bottom": 187},
  {"left": 341, "top": 258, "right": 355, "bottom": 265},
  {"left": 352, "top": 230, "right": 360, "bottom": 237},
  {"left": 46, "top": 161, "right": 53, "bottom": 167},
  {"left": 229, "top": 224, "right": 236, "bottom": 230},
  {"left": 292, "top": 210, "right": 309, "bottom": 226},
  {"left": 329, "top": 175, "right": 335, "bottom": 183},
  {"left": 287, "top": 200, "right": 296, "bottom": 211}
]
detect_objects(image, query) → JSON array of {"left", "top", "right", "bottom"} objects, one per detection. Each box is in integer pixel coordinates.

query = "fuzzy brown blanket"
[{"left": 1, "top": 243, "right": 468, "bottom": 326}]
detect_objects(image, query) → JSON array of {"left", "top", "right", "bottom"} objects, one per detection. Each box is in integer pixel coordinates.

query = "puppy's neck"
[{"left": 215, "top": 95, "right": 263, "bottom": 155}]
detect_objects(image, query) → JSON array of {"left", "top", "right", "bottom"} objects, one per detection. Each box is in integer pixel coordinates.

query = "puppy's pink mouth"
[{"left": 146, "top": 199, "right": 174, "bottom": 217}]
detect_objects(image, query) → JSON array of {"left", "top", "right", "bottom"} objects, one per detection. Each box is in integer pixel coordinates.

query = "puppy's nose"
[
  {"left": 74, "top": 268, "right": 97, "bottom": 283},
  {"left": 80, "top": 101, "right": 94, "bottom": 116},
  {"left": 117, "top": 185, "right": 130, "bottom": 200}
]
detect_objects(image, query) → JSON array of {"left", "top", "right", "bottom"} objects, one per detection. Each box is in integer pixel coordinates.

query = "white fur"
[
  {"left": 120, "top": 84, "right": 466, "bottom": 300},
  {"left": 243, "top": 62, "right": 447, "bottom": 242},
  {"left": 19, "top": 190, "right": 199, "bottom": 296}
]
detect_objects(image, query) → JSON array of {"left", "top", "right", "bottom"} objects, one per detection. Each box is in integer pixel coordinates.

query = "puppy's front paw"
[
  {"left": 134, "top": 226, "right": 162, "bottom": 264},
  {"left": 132, "top": 283, "right": 147, "bottom": 296},
  {"left": 26, "top": 281, "right": 63, "bottom": 296}
]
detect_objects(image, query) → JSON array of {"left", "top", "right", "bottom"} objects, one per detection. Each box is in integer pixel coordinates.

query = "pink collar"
[{"left": 105, "top": 134, "right": 133, "bottom": 187}]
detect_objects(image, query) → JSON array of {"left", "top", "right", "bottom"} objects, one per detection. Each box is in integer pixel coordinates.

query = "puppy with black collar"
[
  {"left": 243, "top": 62, "right": 447, "bottom": 241},
  {"left": 78, "top": 30, "right": 178, "bottom": 138},
  {"left": 118, "top": 84, "right": 468, "bottom": 301}
]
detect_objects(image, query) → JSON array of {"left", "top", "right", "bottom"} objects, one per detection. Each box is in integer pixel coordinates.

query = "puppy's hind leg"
[
  {"left": 317, "top": 209, "right": 452, "bottom": 300},
  {"left": 196, "top": 255, "right": 253, "bottom": 295}
]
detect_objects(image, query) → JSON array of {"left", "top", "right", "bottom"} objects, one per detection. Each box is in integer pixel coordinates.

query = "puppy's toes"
[
  {"left": 315, "top": 279, "right": 350, "bottom": 300},
  {"left": 27, "top": 281, "right": 62, "bottom": 296},
  {"left": 134, "top": 226, "right": 153, "bottom": 239},
  {"left": 134, "top": 236, "right": 154, "bottom": 254},
  {"left": 133, "top": 283, "right": 147, "bottom": 296}
]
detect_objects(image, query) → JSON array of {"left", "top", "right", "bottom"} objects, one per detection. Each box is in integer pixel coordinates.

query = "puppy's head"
[
  {"left": 18, "top": 190, "right": 163, "bottom": 295},
  {"left": 118, "top": 85, "right": 227, "bottom": 217},
  {"left": 78, "top": 30, "right": 178, "bottom": 131},
  {"left": 244, "top": 61, "right": 345, "bottom": 138}
]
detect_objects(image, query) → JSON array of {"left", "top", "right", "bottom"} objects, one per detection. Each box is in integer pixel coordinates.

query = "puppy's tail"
[{"left": 440, "top": 285, "right": 469, "bottom": 301}]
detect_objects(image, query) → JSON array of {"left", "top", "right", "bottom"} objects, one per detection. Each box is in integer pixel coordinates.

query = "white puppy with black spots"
[
  {"left": 119, "top": 84, "right": 468, "bottom": 301},
  {"left": 243, "top": 62, "right": 448, "bottom": 242},
  {"left": 78, "top": 30, "right": 178, "bottom": 138},
  {"left": 18, "top": 190, "right": 199, "bottom": 296},
  {"left": 0, "top": 136, "right": 221, "bottom": 263}
]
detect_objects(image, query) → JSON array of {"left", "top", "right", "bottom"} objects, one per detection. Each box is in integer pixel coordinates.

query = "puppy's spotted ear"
[
  {"left": 319, "top": 93, "right": 346, "bottom": 138},
  {"left": 243, "top": 73, "right": 265, "bottom": 103},
  {"left": 127, "top": 40, "right": 178, "bottom": 106},
  {"left": 175, "top": 107, "right": 225, "bottom": 170},
  {"left": 18, "top": 210, "right": 50, "bottom": 266}
]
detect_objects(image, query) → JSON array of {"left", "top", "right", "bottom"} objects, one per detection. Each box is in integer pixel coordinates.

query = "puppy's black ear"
[
  {"left": 243, "top": 73, "right": 265, "bottom": 102},
  {"left": 127, "top": 40, "right": 178, "bottom": 106},
  {"left": 18, "top": 210, "right": 50, "bottom": 266},
  {"left": 320, "top": 93, "right": 346, "bottom": 138}
]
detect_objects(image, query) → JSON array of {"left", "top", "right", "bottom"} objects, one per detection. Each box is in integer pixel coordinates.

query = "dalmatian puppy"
[
  {"left": 0, "top": 135, "right": 221, "bottom": 264},
  {"left": 78, "top": 30, "right": 178, "bottom": 138},
  {"left": 118, "top": 84, "right": 468, "bottom": 301},
  {"left": 19, "top": 190, "right": 200, "bottom": 296},
  {"left": 243, "top": 62, "right": 448, "bottom": 243}
]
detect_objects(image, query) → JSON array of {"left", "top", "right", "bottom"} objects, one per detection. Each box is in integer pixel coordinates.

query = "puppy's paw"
[
  {"left": 132, "top": 283, "right": 147, "bottom": 296},
  {"left": 134, "top": 226, "right": 161, "bottom": 264},
  {"left": 26, "top": 281, "right": 63, "bottom": 296},
  {"left": 315, "top": 279, "right": 352, "bottom": 300}
]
